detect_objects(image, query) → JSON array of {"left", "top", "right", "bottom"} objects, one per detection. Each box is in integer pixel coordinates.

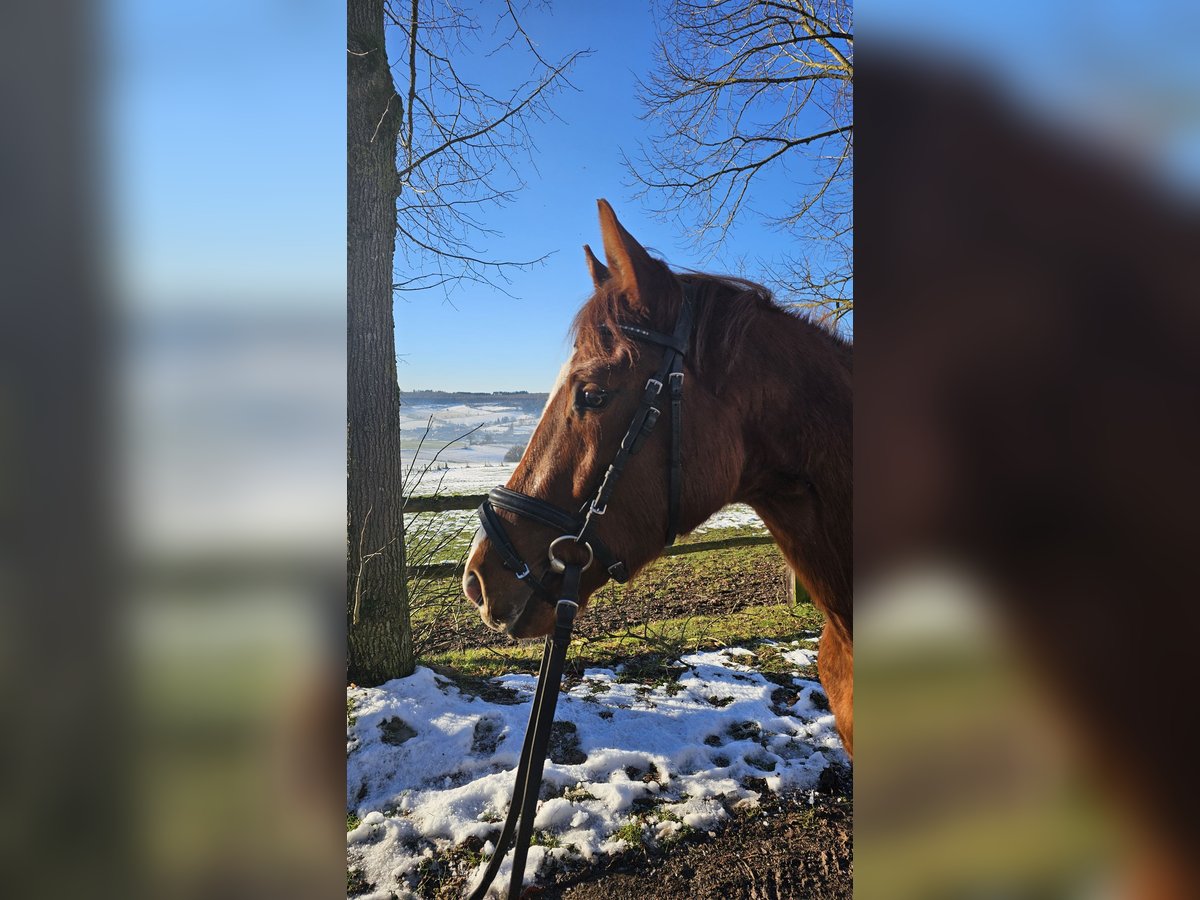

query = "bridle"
[
  {"left": 475, "top": 280, "right": 697, "bottom": 599},
  {"left": 464, "top": 278, "right": 697, "bottom": 900}
]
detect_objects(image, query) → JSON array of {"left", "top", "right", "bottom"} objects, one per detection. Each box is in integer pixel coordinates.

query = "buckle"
[
  {"left": 514, "top": 563, "right": 531, "bottom": 580},
  {"left": 589, "top": 499, "right": 608, "bottom": 516},
  {"left": 669, "top": 371, "right": 685, "bottom": 386},
  {"left": 645, "top": 377, "right": 663, "bottom": 394}
]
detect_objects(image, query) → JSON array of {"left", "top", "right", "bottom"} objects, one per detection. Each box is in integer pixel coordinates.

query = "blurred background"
[
  {"left": 2, "top": 1, "right": 344, "bottom": 898},
  {"left": 2, "top": 0, "right": 1199, "bottom": 898},
  {"left": 857, "top": 2, "right": 1200, "bottom": 898}
]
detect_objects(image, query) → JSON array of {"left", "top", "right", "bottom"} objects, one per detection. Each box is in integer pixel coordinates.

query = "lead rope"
[{"left": 465, "top": 563, "right": 582, "bottom": 900}]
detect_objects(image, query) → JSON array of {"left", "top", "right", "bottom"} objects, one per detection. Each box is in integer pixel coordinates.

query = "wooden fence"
[{"left": 404, "top": 493, "right": 805, "bottom": 603}]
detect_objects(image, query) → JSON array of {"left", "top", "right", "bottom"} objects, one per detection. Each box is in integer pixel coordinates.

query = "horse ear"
[
  {"left": 583, "top": 244, "right": 610, "bottom": 287},
  {"left": 596, "top": 199, "right": 656, "bottom": 306}
]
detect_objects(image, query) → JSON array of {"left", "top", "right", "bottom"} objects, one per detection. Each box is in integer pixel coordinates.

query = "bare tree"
[
  {"left": 347, "top": 0, "right": 582, "bottom": 685},
  {"left": 628, "top": 0, "right": 853, "bottom": 327},
  {"left": 388, "top": 1, "right": 588, "bottom": 296}
]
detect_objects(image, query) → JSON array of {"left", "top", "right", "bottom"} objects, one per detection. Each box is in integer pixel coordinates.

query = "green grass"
[
  {"left": 406, "top": 524, "right": 781, "bottom": 612},
  {"left": 587, "top": 540, "right": 786, "bottom": 610},
  {"left": 752, "top": 640, "right": 821, "bottom": 681},
  {"left": 607, "top": 811, "right": 702, "bottom": 854},
  {"left": 564, "top": 785, "right": 599, "bottom": 802},
  {"left": 346, "top": 865, "right": 371, "bottom": 895},
  {"left": 403, "top": 530, "right": 798, "bottom": 669},
  {"left": 530, "top": 830, "right": 560, "bottom": 848},
  {"left": 611, "top": 820, "right": 647, "bottom": 847},
  {"left": 414, "top": 537, "right": 771, "bottom": 656},
  {"left": 425, "top": 601, "right": 823, "bottom": 679}
]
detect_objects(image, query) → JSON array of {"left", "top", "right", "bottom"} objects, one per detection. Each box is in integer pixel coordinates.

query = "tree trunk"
[{"left": 347, "top": 0, "right": 413, "bottom": 685}]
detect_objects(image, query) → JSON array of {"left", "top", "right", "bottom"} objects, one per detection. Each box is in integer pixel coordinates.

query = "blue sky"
[
  {"left": 111, "top": 0, "right": 345, "bottom": 313},
  {"left": 389, "top": 3, "right": 831, "bottom": 391},
  {"left": 110, "top": 1, "right": 1200, "bottom": 392},
  {"left": 110, "top": 1, "right": 835, "bottom": 392}
]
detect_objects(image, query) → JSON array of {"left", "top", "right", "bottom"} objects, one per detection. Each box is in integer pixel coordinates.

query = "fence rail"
[{"left": 404, "top": 493, "right": 777, "bottom": 580}]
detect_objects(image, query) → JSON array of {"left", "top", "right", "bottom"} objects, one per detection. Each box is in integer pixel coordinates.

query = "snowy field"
[
  {"left": 401, "top": 400, "right": 766, "bottom": 557},
  {"left": 406, "top": 462, "right": 520, "bottom": 498},
  {"left": 400, "top": 400, "right": 540, "bottom": 475},
  {"left": 690, "top": 503, "right": 764, "bottom": 535},
  {"left": 347, "top": 639, "right": 843, "bottom": 898}
]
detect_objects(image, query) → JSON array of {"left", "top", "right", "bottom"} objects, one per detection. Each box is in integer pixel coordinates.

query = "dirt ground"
[
  {"left": 544, "top": 766, "right": 853, "bottom": 900},
  {"left": 424, "top": 547, "right": 793, "bottom": 658},
  {"left": 384, "top": 546, "right": 852, "bottom": 899}
]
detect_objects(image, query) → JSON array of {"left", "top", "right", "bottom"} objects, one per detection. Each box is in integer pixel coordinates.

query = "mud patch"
[
  {"left": 727, "top": 720, "right": 761, "bottom": 742},
  {"left": 378, "top": 717, "right": 417, "bottom": 746},
  {"left": 546, "top": 786, "right": 852, "bottom": 899},
  {"left": 548, "top": 720, "right": 587, "bottom": 765},
  {"left": 470, "top": 716, "right": 504, "bottom": 756}
]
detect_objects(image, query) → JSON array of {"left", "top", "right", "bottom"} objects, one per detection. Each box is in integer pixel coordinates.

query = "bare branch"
[
  {"left": 628, "top": 0, "right": 853, "bottom": 324},
  {"left": 384, "top": 0, "right": 589, "bottom": 295}
]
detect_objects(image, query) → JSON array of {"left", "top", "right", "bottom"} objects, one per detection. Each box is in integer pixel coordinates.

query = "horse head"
[{"left": 462, "top": 200, "right": 744, "bottom": 637}]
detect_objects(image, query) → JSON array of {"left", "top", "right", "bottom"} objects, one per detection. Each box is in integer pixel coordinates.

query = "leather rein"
[{"left": 465, "top": 281, "right": 697, "bottom": 899}]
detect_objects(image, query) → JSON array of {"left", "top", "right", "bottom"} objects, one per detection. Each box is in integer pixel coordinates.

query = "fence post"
[{"left": 789, "top": 568, "right": 810, "bottom": 605}]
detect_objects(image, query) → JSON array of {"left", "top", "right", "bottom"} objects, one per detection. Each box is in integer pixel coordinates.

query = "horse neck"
[{"left": 725, "top": 310, "right": 853, "bottom": 632}]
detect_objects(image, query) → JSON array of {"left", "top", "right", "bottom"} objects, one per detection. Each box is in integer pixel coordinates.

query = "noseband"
[{"left": 476, "top": 281, "right": 697, "bottom": 602}]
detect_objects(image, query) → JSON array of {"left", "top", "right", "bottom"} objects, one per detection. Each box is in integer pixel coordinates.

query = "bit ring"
[{"left": 547, "top": 535, "right": 594, "bottom": 574}]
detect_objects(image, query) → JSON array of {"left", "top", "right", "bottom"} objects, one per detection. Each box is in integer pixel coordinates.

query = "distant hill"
[{"left": 401, "top": 390, "right": 548, "bottom": 413}]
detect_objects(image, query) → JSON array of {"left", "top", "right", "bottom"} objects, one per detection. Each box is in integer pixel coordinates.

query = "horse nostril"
[{"left": 464, "top": 570, "right": 483, "bottom": 607}]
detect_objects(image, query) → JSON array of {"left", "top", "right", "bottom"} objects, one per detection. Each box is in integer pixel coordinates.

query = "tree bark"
[{"left": 347, "top": 0, "right": 414, "bottom": 685}]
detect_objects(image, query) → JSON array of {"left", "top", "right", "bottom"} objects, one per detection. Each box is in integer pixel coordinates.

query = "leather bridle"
[
  {"left": 464, "top": 278, "right": 697, "bottom": 900},
  {"left": 475, "top": 280, "right": 697, "bottom": 601}
]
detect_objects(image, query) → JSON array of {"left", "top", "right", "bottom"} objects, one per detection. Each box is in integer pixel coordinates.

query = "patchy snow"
[
  {"left": 399, "top": 399, "right": 535, "bottom": 473},
  {"left": 401, "top": 404, "right": 539, "bottom": 431},
  {"left": 347, "top": 645, "right": 844, "bottom": 897},
  {"left": 782, "top": 647, "right": 818, "bottom": 666},
  {"left": 691, "top": 503, "right": 764, "bottom": 534},
  {"left": 406, "top": 463, "right": 519, "bottom": 497}
]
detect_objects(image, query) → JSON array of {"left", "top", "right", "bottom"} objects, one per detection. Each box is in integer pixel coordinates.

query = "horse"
[
  {"left": 462, "top": 199, "right": 854, "bottom": 754},
  {"left": 858, "top": 60, "right": 1200, "bottom": 897}
]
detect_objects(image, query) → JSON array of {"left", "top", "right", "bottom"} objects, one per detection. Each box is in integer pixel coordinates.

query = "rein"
[
  {"left": 465, "top": 280, "right": 697, "bottom": 898},
  {"left": 464, "top": 564, "right": 581, "bottom": 900}
]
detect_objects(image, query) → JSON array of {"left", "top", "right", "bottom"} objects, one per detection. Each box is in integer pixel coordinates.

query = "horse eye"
[{"left": 578, "top": 385, "right": 609, "bottom": 410}]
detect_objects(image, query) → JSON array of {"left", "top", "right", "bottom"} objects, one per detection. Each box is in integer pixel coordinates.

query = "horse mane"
[{"left": 570, "top": 261, "right": 850, "bottom": 389}]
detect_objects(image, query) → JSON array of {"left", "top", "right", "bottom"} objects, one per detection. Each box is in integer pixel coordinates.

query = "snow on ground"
[
  {"left": 690, "top": 503, "right": 764, "bottom": 534},
  {"left": 406, "top": 462, "right": 519, "bottom": 497},
  {"left": 782, "top": 646, "right": 818, "bottom": 666},
  {"left": 347, "top": 642, "right": 843, "bottom": 898},
  {"left": 400, "top": 404, "right": 539, "bottom": 432}
]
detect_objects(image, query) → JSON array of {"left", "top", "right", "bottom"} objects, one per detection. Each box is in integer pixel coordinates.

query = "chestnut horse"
[{"left": 463, "top": 200, "right": 853, "bottom": 753}]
